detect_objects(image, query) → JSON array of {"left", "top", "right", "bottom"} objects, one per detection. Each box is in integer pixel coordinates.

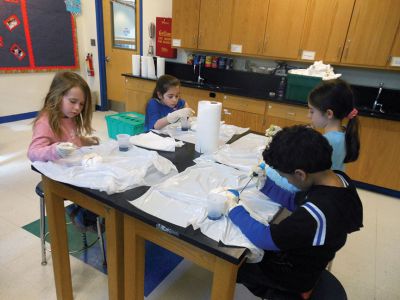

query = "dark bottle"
[{"left": 277, "top": 77, "right": 286, "bottom": 99}]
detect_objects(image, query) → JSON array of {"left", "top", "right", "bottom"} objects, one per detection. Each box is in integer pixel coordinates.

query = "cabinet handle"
[
  {"left": 287, "top": 112, "right": 295, "bottom": 116},
  {"left": 264, "top": 35, "right": 268, "bottom": 49},
  {"left": 223, "top": 109, "right": 231, "bottom": 115},
  {"left": 387, "top": 56, "right": 392, "bottom": 65}
]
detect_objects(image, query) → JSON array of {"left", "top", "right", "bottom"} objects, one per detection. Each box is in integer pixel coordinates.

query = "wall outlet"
[{"left": 90, "top": 39, "right": 96, "bottom": 46}]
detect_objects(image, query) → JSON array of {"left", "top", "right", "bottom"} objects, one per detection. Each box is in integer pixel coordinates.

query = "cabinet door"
[
  {"left": 222, "top": 95, "right": 267, "bottom": 133},
  {"left": 230, "top": 0, "right": 269, "bottom": 55},
  {"left": 301, "top": 0, "right": 355, "bottom": 63},
  {"left": 341, "top": 0, "right": 400, "bottom": 67},
  {"left": 262, "top": 0, "right": 308, "bottom": 59},
  {"left": 126, "top": 90, "right": 151, "bottom": 114},
  {"left": 224, "top": 110, "right": 266, "bottom": 133},
  {"left": 198, "top": 0, "right": 234, "bottom": 52},
  {"left": 179, "top": 87, "right": 216, "bottom": 112},
  {"left": 172, "top": 0, "right": 200, "bottom": 49},
  {"left": 346, "top": 117, "right": 400, "bottom": 190},
  {"left": 125, "top": 78, "right": 154, "bottom": 114},
  {"left": 388, "top": 26, "right": 400, "bottom": 69}
]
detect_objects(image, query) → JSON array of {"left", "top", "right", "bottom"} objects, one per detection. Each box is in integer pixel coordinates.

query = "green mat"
[
  {"left": 23, "top": 211, "right": 106, "bottom": 272},
  {"left": 23, "top": 211, "right": 184, "bottom": 296}
]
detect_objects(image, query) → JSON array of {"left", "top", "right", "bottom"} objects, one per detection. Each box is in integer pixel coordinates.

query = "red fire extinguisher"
[{"left": 86, "top": 53, "right": 94, "bottom": 76}]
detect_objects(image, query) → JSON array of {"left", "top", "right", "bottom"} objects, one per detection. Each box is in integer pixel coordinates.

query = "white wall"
[
  {"left": 142, "top": 0, "right": 172, "bottom": 56},
  {"left": 0, "top": 0, "right": 100, "bottom": 117}
]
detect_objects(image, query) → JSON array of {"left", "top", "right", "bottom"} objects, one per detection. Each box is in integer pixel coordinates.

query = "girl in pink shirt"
[
  {"left": 29, "top": 71, "right": 101, "bottom": 232},
  {"left": 28, "top": 72, "right": 99, "bottom": 162}
]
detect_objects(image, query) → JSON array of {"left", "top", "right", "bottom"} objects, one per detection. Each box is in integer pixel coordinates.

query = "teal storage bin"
[
  {"left": 105, "top": 112, "right": 145, "bottom": 139},
  {"left": 286, "top": 73, "right": 322, "bottom": 103}
]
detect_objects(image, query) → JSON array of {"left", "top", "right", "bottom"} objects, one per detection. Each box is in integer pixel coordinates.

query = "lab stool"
[
  {"left": 263, "top": 269, "right": 347, "bottom": 300},
  {"left": 36, "top": 181, "right": 106, "bottom": 266}
]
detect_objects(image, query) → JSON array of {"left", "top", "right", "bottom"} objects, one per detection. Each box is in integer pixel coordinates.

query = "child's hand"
[
  {"left": 224, "top": 189, "right": 240, "bottom": 214},
  {"left": 56, "top": 142, "right": 77, "bottom": 158},
  {"left": 82, "top": 136, "right": 100, "bottom": 146},
  {"left": 166, "top": 108, "right": 195, "bottom": 123}
]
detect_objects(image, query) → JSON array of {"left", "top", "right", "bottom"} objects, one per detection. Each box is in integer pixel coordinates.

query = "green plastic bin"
[
  {"left": 286, "top": 73, "right": 322, "bottom": 103},
  {"left": 105, "top": 112, "right": 145, "bottom": 139}
]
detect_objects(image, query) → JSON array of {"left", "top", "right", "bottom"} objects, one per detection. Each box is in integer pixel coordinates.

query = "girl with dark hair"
[
  {"left": 308, "top": 78, "right": 360, "bottom": 170},
  {"left": 144, "top": 74, "right": 194, "bottom": 131}
]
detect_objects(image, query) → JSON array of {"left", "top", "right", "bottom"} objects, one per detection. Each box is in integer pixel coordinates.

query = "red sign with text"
[{"left": 156, "top": 17, "right": 177, "bottom": 58}]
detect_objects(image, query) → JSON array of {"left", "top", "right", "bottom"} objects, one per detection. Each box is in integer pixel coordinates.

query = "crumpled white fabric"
[
  {"left": 129, "top": 131, "right": 184, "bottom": 152},
  {"left": 130, "top": 161, "right": 281, "bottom": 262},
  {"left": 81, "top": 153, "right": 103, "bottom": 168},
  {"left": 195, "top": 133, "right": 269, "bottom": 172},
  {"left": 152, "top": 117, "right": 249, "bottom": 145},
  {"left": 32, "top": 140, "right": 178, "bottom": 194},
  {"left": 289, "top": 61, "right": 341, "bottom": 80}
]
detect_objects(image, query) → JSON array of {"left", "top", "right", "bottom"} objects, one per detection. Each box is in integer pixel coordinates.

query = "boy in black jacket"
[{"left": 228, "top": 125, "right": 363, "bottom": 299}]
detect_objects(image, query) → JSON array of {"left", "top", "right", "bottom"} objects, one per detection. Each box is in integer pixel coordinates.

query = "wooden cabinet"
[
  {"left": 261, "top": 0, "right": 308, "bottom": 60},
  {"left": 265, "top": 102, "right": 310, "bottom": 128},
  {"left": 346, "top": 117, "right": 400, "bottom": 190},
  {"left": 197, "top": 0, "right": 234, "bottom": 52},
  {"left": 222, "top": 95, "right": 268, "bottom": 133},
  {"left": 124, "top": 78, "right": 154, "bottom": 114},
  {"left": 388, "top": 26, "right": 400, "bottom": 69},
  {"left": 180, "top": 86, "right": 216, "bottom": 111},
  {"left": 171, "top": 0, "right": 201, "bottom": 49},
  {"left": 230, "top": 0, "right": 269, "bottom": 55},
  {"left": 301, "top": 0, "right": 355, "bottom": 63},
  {"left": 341, "top": 0, "right": 400, "bottom": 67}
]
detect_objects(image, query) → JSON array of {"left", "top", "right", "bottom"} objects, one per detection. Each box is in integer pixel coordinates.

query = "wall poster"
[{"left": 0, "top": 0, "right": 79, "bottom": 73}]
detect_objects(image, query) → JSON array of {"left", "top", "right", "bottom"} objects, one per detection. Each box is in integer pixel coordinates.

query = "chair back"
[{"left": 310, "top": 269, "right": 347, "bottom": 300}]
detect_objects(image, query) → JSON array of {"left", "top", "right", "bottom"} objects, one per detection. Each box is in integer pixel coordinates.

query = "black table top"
[{"left": 34, "top": 133, "right": 251, "bottom": 264}]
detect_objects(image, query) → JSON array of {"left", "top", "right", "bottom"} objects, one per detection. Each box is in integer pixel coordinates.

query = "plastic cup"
[
  {"left": 116, "top": 134, "right": 131, "bottom": 152},
  {"left": 206, "top": 193, "right": 226, "bottom": 220},
  {"left": 181, "top": 117, "right": 190, "bottom": 131}
]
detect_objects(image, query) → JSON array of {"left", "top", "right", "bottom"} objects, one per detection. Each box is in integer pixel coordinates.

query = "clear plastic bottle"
[{"left": 256, "top": 162, "right": 267, "bottom": 190}]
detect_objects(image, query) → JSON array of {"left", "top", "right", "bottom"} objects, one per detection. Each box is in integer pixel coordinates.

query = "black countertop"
[
  {"left": 123, "top": 63, "right": 400, "bottom": 122},
  {"left": 33, "top": 135, "right": 251, "bottom": 264}
]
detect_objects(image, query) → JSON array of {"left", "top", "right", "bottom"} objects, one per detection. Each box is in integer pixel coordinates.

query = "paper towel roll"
[
  {"left": 157, "top": 57, "right": 165, "bottom": 78},
  {"left": 141, "top": 56, "right": 148, "bottom": 78},
  {"left": 147, "top": 56, "right": 157, "bottom": 79},
  {"left": 132, "top": 55, "right": 140, "bottom": 76},
  {"left": 195, "top": 101, "right": 222, "bottom": 154}
]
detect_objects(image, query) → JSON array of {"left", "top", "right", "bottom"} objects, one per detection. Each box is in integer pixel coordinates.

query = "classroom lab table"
[{"left": 37, "top": 134, "right": 252, "bottom": 300}]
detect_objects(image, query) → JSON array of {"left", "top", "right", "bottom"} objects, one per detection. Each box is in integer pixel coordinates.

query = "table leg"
[
  {"left": 105, "top": 208, "right": 124, "bottom": 300},
  {"left": 124, "top": 216, "right": 145, "bottom": 300},
  {"left": 210, "top": 257, "right": 239, "bottom": 300},
  {"left": 42, "top": 176, "right": 73, "bottom": 300}
]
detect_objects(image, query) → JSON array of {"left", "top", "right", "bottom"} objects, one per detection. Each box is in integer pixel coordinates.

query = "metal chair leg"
[
  {"left": 39, "top": 195, "right": 47, "bottom": 265},
  {"left": 97, "top": 217, "right": 107, "bottom": 266}
]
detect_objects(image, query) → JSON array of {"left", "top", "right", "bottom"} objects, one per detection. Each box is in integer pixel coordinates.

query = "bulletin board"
[{"left": 0, "top": 0, "right": 79, "bottom": 73}]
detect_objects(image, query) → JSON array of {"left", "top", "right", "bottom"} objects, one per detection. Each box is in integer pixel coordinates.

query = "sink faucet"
[
  {"left": 372, "top": 82, "right": 384, "bottom": 113},
  {"left": 197, "top": 61, "right": 204, "bottom": 84}
]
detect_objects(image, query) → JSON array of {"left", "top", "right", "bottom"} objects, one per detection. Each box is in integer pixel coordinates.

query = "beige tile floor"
[{"left": 1, "top": 111, "right": 399, "bottom": 300}]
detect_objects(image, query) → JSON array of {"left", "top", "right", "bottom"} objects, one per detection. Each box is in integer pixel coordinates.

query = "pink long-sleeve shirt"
[{"left": 28, "top": 113, "right": 83, "bottom": 162}]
